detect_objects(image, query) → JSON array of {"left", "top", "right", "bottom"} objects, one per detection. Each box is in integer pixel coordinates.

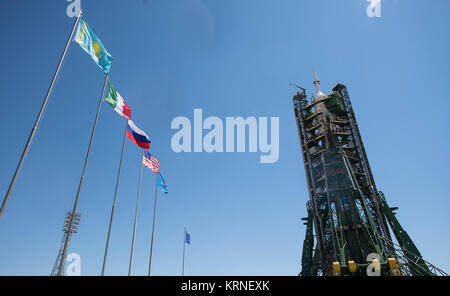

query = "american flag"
[{"left": 142, "top": 150, "right": 160, "bottom": 173}]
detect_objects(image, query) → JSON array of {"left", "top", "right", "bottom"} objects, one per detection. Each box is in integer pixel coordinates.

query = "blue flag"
[
  {"left": 158, "top": 173, "right": 168, "bottom": 194},
  {"left": 185, "top": 232, "right": 191, "bottom": 245},
  {"left": 74, "top": 18, "right": 112, "bottom": 74}
]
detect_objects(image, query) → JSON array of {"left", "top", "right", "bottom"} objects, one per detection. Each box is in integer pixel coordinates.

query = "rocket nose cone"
[{"left": 313, "top": 68, "right": 323, "bottom": 95}]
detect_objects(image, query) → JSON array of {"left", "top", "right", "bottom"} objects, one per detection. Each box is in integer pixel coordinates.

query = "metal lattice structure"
[
  {"left": 50, "top": 211, "right": 81, "bottom": 276},
  {"left": 293, "top": 71, "right": 446, "bottom": 276}
]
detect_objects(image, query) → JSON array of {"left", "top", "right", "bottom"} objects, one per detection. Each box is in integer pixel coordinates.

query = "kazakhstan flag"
[{"left": 74, "top": 18, "right": 112, "bottom": 74}]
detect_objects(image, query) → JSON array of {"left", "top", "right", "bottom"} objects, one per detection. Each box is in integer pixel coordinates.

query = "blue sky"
[{"left": 0, "top": 0, "right": 449, "bottom": 275}]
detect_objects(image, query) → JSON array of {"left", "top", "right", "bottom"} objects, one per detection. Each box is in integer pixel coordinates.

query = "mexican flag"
[{"left": 104, "top": 82, "right": 132, "bottom": 120}]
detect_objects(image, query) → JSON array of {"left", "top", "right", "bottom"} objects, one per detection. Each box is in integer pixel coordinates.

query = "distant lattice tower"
[
  {"left": 51, "top": 211, "right": 81, "bottom": 276},
  {"left": 293, "top": 70, "right": 446, "bottom": 276}
]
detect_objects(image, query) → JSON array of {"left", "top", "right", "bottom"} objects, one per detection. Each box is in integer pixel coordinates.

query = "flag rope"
[
  {"left": 57, "top": 73, "right": 109, "bottom": 276},
  {"left": 182, "top": 227, "right": 186, "bottom": 276},
  {"left": 128, "top": 149, "right": 144, "bottom": 276},
  {"left": 147, "top": 172, "right": 159, "bottom": 276},
  {"left": 101, "top": 120, "right": 128, "bottom": 275}
]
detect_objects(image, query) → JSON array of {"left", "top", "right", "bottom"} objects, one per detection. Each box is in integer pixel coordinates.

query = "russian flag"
[{"left": 126, "top": 120, "right": 151, "bottom": 149}]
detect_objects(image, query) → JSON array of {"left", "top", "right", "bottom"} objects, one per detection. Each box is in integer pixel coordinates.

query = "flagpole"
[
  {"left": 101, "top": 120, "right": 128, "bottom": 276},
  {"left": 57, "top": 73, "right": 109, "bottom": 276},
  {"left": 128, "top": 149, "right": 144, "bottom": 276},
  {"left": 147, "top": 172, "right": 159, "bottom": 276},
  {"left": 182, "top": 227, "right": 186, "bottom": 276},
  {"left": 0, "top": 9, "right": 83, "bottom": 224}
]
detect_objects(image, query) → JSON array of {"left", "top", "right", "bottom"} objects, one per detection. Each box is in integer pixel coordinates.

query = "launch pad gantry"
[{"left": 293, "top": 70, "right": 446, "bottom": 276}]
